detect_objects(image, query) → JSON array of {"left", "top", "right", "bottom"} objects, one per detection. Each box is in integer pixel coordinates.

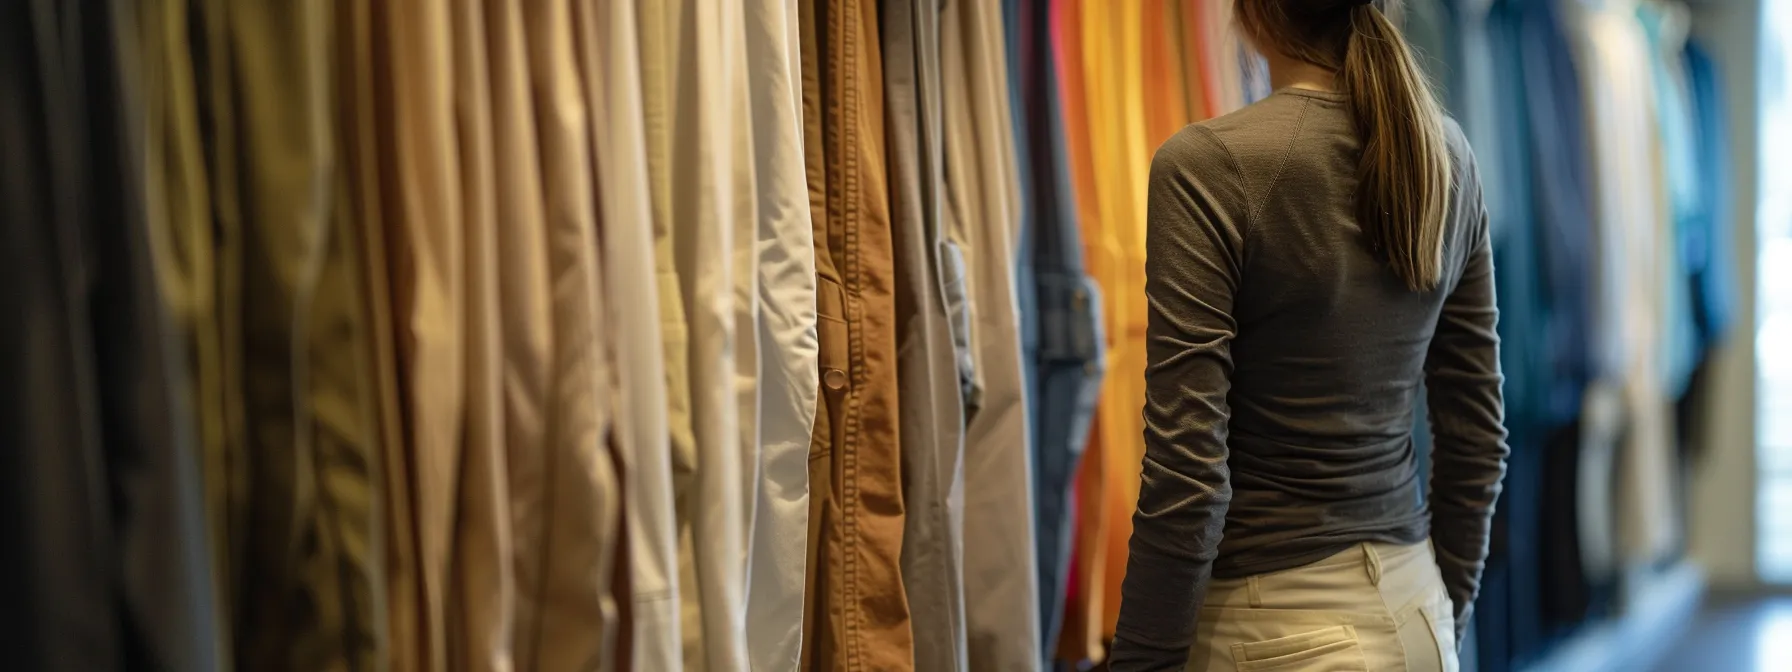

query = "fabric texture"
[
  {"left": 586, "top": 0, "right": 684, "bottom": 668},
  {"left": 637, "top": 1, "right": 753, "bottom": 668},
  {"left": 524, "top": 0, "right": 626, "bottom": 667},
  {"left": 798, "top": 0, "right": 916, "bottom": 668},
  {"left": 1, "top": 2, "right": 225, "bottom": 668},
  {"left": 446, "top": 0, "right": 515, "bottom": 668},
  {"left": 883, "top": 0, "right": 974, "bottom": 669},
  {"left": 1049, "top": 0, "right": 1113, "bottom": 662},
  {"left": 379, "top": 0, "right": 469, "bottom": 665},
  {"left": 743, "top": 2, "right": 823, "bottom": 670},
  {"left": 1005, "top": 0, "right": 1107, "bottom": 660},
  {"left": 941, "top": 0, "right": 1044, "bottom": 668},
  {"left": 177, "top": 2, "right": 389, "bottom": 668},
  {"left": 337, "top": 0, "right": 417, "bottom": 665}
]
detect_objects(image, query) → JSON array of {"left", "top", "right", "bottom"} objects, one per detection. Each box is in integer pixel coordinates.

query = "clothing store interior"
[{"left": 7, "top": 0, "right": 1792, "bottom": 670}]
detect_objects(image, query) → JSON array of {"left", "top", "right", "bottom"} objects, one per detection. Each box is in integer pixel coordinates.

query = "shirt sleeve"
[
  {"left": 1109, "top": 127, "right": 1248, "bottom": 672},
  {"left": 1424, "top": 154, "right": 1510, "bottom": 641}
]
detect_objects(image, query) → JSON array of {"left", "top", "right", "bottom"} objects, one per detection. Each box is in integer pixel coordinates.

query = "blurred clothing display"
[
  {"left": 1006, "top": 0, "right": 1106, "bottom": 663},
  {"left": 1420, "top": 1, "right": 1737, "bottom": 671},
  {"left": 0, "top": 0, "right": 1736, "bottom": 671}
]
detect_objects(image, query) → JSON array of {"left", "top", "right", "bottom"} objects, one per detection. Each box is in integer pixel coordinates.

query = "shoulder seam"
[
  {"left": 1249, "top": 96, "right": 1312, "bottom": 229},
  {"left": 1191, "top": 124, "right": 1256, "bottom": 246}
]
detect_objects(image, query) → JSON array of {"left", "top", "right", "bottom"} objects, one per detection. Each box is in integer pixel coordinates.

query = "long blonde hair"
[{"left": 1235, "top": 0, "right": 1451, "bottom": 291}]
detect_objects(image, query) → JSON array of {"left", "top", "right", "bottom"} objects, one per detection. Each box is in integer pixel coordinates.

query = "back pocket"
[
  {"left": 1395, "top": 588, "right": 1458, "bottom": 672},
  {"left": 1230, "top": 625, "right": 1368, "bottom": 672}
]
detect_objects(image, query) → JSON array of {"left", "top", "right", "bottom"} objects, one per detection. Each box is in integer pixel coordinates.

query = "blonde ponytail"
[
  {"left": 1235, "top": 0, "right": 1451, "bottom": 291},
  {"left": 1341, "top": 3, "right": 1450, "bottom": 291}
]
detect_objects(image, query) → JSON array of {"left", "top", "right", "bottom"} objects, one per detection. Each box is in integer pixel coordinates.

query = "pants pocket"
[
  {"left": 1230, "top": 625, "right": 1368, "bottom": 672},
  {"left": 1395, "top": 589, "right": 1458, "bottom": 672},
  {"left": 812, "top": 276, "right": 851, "bottom": 461}
]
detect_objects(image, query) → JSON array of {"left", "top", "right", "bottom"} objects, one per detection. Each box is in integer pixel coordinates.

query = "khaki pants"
[
  {"left": 1187, "top": 542, "right": 1459, "bottom": 672},
  {"left": 800, "top": 0, "right": 915, "bottom": 668}
]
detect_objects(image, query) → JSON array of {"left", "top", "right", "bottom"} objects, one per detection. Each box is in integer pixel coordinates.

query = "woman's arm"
[
  {"left": 1109, "top": 127, "right": 1247, "bottom": 672},
  {"left": 1424, "top": 172, "right": 1510, "bottom": 642}
]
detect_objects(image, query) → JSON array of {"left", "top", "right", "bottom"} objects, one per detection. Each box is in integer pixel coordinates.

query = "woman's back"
[
  {"left": 1112, "top": 86, "right": 1508, "bottom": 668},
  {"left": 1192, "top": 88, "right": 1490, "bottom": 572}
]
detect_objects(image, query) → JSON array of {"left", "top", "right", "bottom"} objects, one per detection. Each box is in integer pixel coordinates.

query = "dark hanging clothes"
[{"left": 0, "top": 1, "right": 223, "bottom": 670}]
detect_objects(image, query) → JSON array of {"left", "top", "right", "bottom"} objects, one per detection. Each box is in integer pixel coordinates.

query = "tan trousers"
[
  {"left": 799, "top": 0, "right": 914, "bottom": 668},
  {"left": 1186, "top": 542, "right": 1459, "bottom": 672}
]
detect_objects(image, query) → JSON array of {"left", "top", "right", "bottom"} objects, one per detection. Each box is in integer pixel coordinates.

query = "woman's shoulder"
[
  {"left": 1437, "top": 115, "right": 1480, "bottom": 172},
  {"left": 1437, "top": 115, "right": 1485, "bottom": 198}
]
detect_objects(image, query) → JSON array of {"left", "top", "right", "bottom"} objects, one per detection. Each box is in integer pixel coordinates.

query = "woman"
[{"left": 1110, "top": 1, "right": 1509, "bottom": 671}]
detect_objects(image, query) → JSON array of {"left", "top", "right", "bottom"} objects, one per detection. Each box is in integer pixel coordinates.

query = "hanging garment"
[
  {"left": 1486, "top": 6, "right": 1550, "bottom": 665},
  {"left": 742, "top": 1, "right": 823, "bottom": 670},
  {"left": 942, "top": 0, "right": 1044, "bottom": 667},
  {"left": 883, "top": 0, "right": 974, "bottom": 669},
  {"left": 336, "top": 0, "right": 420, "bottom": 666},
  {"left": 584, "top": 0, "right": 684, "bottom": 667},
  {"left": 377, "top": 0, "right": 469, "bottom": 665},
  {"left": 1516, "top": 0, "right": 1596, "bottom": 434},
  {"left": 1513, "top": 0, "right": 1605, "bottom": 641},
  {"left": 1449, "top": 7, "right": 1516, "bottom": 668},
  {"left": 798, "top": 0, "right": 916, "bottom": 668},
  {"left": 490, "top": 1, "right": 562, "bottom": 667},
  {"left": 0, "top": 1, "right": 225, "bottom": 668},
  {"left": 1405, "top": 0, "right": 1462, "bottom": 115},
  {"left": 140, "top": 0, "right": 238, "bottom": 655},
  {"left": 711, "top": 3, "right": 758, "bottom": 669},
  {"left": 1008, "top": 0, "right": 1107, "bottom": 659},
  {"left": 1, "top": 6, "right": 136, "bottom": 669},
  {"left": 1077, "top": 0, "right": 1151, "bottom": 642},
  {"left": 1049, "top": 0, "right": 1112, "bottom": 663},
  {"left": 1006, "top": 9, "right": 1038, "bottom": 645},
  {"left": 1575, "top": 0, "right": 1681, "bottom": 568},
  {"left": 730, "top": 22, "right": 767, "bottom": 662},
  {"left": 637, "top": 0, "right": 753, "bottom": 668},
  {"left": 171, "top": 0, "right": 388, "bottom": 667},
  {"left": 522, "top": 0, "right": 626, "bottom": 667},
  {"left": 446, "top": 0, "right": 514, "bottom": 668},
  {"left": 634, "top": 0, "right": 702, "bottom": 666},
  {"left": 1684, "top": 40, "right": 1738, "bottom": 352},
  {"left": 1141, "top": 0, "right": 1186, "bottom": 160},
  {"left": 1198, "top": 1, "right": 1246, "bottom": 114},
  {"left": 1174, "top": 0, "right": 1215, "bottom": 120},
  {"left": 1637, "top": 1, "right": 1703, "bottom": 401}
]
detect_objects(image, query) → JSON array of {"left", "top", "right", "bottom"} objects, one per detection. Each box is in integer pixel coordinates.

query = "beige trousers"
[{"left": 1186, "top": 542, "right": 1459, "bottom": 672}]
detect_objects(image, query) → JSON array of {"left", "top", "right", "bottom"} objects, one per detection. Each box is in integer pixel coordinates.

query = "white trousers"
[{"left": 1187, "top": 542, "right": 1460, "bottom": 672}]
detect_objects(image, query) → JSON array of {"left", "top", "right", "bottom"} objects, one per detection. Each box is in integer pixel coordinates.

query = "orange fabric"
[
  {"left": 1141, "top": 0, "right": 1186, "bottom": 151},
  {"left": 1165, "top": 0, "right": 1201, "bottom": 125},
  {"left": 1080, "top": 0, "right": 1151, "bottom": 645},
  {"left": 1179, "top": 0, "right": 1213, "bottom": 120},
  {"left": 1194, "top": 1, "right": 1232, "bottom": 117}
]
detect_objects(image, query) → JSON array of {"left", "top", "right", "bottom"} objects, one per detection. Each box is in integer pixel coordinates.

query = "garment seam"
[
  {"left": 1366, "top": 544, "right": 1412, "bottom": 667},
  {"left": 1249, "top": 97, "right": 1311, "bottom": 230},
  {"left": 834, "top": 0, "right": 868, "bottom": 668},
  {"left": 1189, "top": 125, "right": 1254, "bottom": 266}
]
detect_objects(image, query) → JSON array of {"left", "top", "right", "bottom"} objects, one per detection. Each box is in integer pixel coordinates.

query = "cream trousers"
[{"left": 1187, "top": 542, "right": 1459, "bottom": 672}]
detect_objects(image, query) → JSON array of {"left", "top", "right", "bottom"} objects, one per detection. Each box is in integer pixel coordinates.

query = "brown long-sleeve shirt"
[{"left": 1111, "top": 88, "right": 1510, "bottom": 671}]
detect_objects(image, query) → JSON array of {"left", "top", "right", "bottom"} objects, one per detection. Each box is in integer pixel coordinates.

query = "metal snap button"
[{"left": 823, "top": 368, "right": 848, "bottom": 390}]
